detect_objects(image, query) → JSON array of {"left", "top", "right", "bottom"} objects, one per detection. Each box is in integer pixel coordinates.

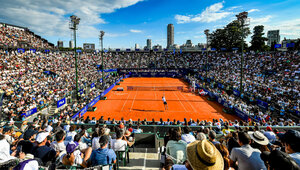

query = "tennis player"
[{"left": 162, "top": 96, "right": 168, "bottom": 110}]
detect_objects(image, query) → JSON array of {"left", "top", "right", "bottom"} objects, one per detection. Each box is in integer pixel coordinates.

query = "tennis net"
[{"left": 127, "top": 86, "right": 183, "bottom": 91}]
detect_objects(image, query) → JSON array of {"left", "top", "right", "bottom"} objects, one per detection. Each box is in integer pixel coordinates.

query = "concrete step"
[
  {"left": 49, "top": 105, "right": 57, "bottom": 115},
  {"left": 119, "top": 150, "right": 161, "bottom": 170}
]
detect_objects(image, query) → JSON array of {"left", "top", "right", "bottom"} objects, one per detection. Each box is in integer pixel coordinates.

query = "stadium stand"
[
  {"left": 0, "top": 22, "right": 54, "bottom": 49},
  {"left": 0, "top": 23, "right": 299, "bottom": 169}
]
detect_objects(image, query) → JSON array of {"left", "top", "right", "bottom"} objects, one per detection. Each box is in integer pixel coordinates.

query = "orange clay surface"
[{"left": 84, "top": 78, "right": 239, "bottom": 122}]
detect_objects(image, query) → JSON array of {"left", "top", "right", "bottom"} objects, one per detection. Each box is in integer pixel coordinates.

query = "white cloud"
[
  {"left": 248, "top": 16, "right": 300, "bottom": 39},
  {"left": 248, "top": 9, "right": 260, "bottom": 13},
  {"left": 250, "top": 15, "right": 272, "bottom": 25},
  {"left": 267, "top": 19, "right": 300, "bottom": 38},
  {"left": 193, "top": 35, "right": 205, "bottom": 39},
  {"left": 130, "top": 29, "right": 142, "bottom": 33},
  {"left": 175, "top": 15, "right": 191, "bottom": 24},
  {"left": 0, "top": 0, "right": 143, "bottom": 38},
  {"left": 176, "top": 31, "right": 186, "bottom": 34},
  {"left": 228, "top": 6, "right": 242, "bottom": 11},
  {"left": 175, "top": 2, "right": 232, "bottom": 24},
  {"left": 106, "top": 33, "right": 128, "bottom": 37}
]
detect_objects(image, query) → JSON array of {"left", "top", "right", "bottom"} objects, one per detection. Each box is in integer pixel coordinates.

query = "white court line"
[
  {"left": 121, "top": 91, "right": 131, "bottom": 112},
  {"left": 129, "top": 90, "right": 138, "bottom": 112},
  {"left": 178, "top": 90, "right": 197, "bottom": 113},
  {"left": 143, "top": 148, "right": 148, "bottom": 170},
  {"left": 114, "top": 92, "right": 128, "bottom": 96},
  {"left": 173, "top": 91, "right": 188, "bottom": 112}
]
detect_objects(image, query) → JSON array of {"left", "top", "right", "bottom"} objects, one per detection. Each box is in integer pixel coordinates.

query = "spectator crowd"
[
  {"left": 0, "top": 23, "right": 299, "bottom": 170},
  {"left": 0, "top": 49, "right": 299, "bottom": 125},
  {"left": 0, "top": 24, "right": 53, "bottom": 49},
  {"left": 0, "top": 116, "right": 299, "bottom": 170}
]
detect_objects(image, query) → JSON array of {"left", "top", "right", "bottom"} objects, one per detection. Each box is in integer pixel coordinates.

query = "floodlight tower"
[
  {"left": 99, "top": 31, "right": 105, "bottom": 88},
  {"left": 204, "top": 29, "right": 210, "bottom": 79},
  {"left": 69, "top": 15, "right": 80, "bottom": 99},
  {"left": 236, "top": 12, "right": 250, "bottom": 94}
]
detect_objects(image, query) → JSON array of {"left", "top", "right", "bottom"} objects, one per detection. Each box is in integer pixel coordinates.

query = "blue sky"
[{"left": 0, "top": 0, "right": 299, "bottom": 49}]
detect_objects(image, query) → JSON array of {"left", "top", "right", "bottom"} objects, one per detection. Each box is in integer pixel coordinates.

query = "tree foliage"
[
  {"left": 209, "top": 20, "right": 250, "bottom": 51},
  {"left": 250, "top": 25, "right": 268, "bottom": 51}
]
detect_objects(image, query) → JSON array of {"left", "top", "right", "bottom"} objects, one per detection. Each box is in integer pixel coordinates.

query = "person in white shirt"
[
  {"left": 65, "top": 125, "right": 77, "bottom": 142},
  {"left": 60, "top": 141, "right": 86, "bottom": 168},
  {"left": 89, "top": 117, "right": 97, "bottom": 124},
  {"left": 3, "top": 127, "right": 15, "bottom": 145},
  {"left": 63, "top": 121, "right": 70, "bottom": 132},
  {"left": 181, "top": 126, "right": 196, "bottom": 144},
  {"left": 45, "top": 121, "right": 53, "bottom": 132},
  {"left": 111, "top": 130, "right": 128, "bottom": 158},
  {"left": 0, "top": 134, "right": 16, "bottom": 164},
  {"left": 133, "top": 126, "right": 143, "bottom": 133},
  {"left": 50, "top": 130, "right": 68, "bottom": 154},
  {"left": 92, "top": 127, "right": 106, "bottom": 150},
  {"left": 52, "top": 118, "right": 58, "bottom": 124},
  {"left": 162, "top": 96, "right": 168, "bottom": 110}
]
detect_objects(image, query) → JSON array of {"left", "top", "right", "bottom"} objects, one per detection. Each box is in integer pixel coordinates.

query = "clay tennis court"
[{"left": 84, "top": 78, "right": 239, "bottom": 121}]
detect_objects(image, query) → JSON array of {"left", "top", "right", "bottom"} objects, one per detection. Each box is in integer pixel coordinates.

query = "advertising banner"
[
  {"left": 233, "top": 89, "right": 240, "bottom": 97},
  {"left": 57, "top": 98, "right": 66, "bottom": 108},
  {"left": 21, "top": 108, "right": 37, "bottom": 117},
  {"left": 91, "top": 83, "right": 95, "bottom": 89},
  {"left": 257, "top": 99, "right": 268, "bottom": 110}
]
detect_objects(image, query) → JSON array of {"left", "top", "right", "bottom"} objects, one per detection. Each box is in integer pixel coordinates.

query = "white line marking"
[
  {"left": 173, "top": 91, "right": 188, "bottom": 112},
  {"left": 143, "top": 148, "right": 147, "bottom": 170},
  {"left": 178, "top": 90, "right": 197, "bottom": 113},
  {"left": 129, "top": 90, "right": 138, "bottom": 112},
  {"left": 121, "top": 92, "right": 131, "bottom": 112},
  {"left": 115, "top": 93, "right": 128, "bottom": 96}
]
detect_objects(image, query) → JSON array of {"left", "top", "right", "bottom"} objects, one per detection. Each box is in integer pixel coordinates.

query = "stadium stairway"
[
  {"left": 49, "top": 104, "right": 58, "bottom": 115},
  {"left": 119, "top": 149, "right": 160, "bottom": 170}
]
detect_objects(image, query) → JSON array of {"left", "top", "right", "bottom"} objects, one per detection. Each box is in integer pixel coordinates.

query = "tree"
[
  {"left": 209, "top": 20, "right": 250, "bottom": 51},
  {"left": 250, "top": 25, "right": 268, "bottom": 52},
  {"left": 210, "top": 29, "right": 227, "bottom": 50}
]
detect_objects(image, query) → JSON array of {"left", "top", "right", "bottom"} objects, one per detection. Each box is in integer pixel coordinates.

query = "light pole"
[
  {"left": 204, "top": 29, "right": 210, "bottom": 79},
  {"left": 69, "top": 15, "right": 80, "bottom": 99},
  {"left": 236, "top": 12, "right": 249, "bottom": 94},
  {"left": 100, "top": 31, "right": 105, "bottom": 88}
]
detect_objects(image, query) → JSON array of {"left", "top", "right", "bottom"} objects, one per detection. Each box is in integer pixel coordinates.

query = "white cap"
[{"left": 36, "top": 132, "right": 49, "bottom": 143}]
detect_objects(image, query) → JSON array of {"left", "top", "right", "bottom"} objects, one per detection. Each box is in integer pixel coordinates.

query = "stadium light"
[
  {"left": 236, "top": 12, "right": 250, "bottom": 94},
  {"left": 69, "top": 15, "right": 80, "bottom": 100},
  {"left": 204, "top": 29, "right": 210, "bottom": 79},
  {"left": 99, "top": 31, "right": 105, "bottom": 89}
]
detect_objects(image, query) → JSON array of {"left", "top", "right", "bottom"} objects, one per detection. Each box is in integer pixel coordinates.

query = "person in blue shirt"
[
  {"left": 208, "top": 130, "right": 220, "bottom": 145},
  {"left": 89, "top": 135, "right": 116, "bottom": 168}
]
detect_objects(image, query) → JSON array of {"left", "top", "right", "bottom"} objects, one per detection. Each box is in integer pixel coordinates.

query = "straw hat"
[
  {"left": 124, "top": 130, "right": 131, "bottom": 137},
  {"left": 248, "top": 131, "right": 269, "bottom": 146},
  {"left": 186, "top": 139, "right": 224, "bottom": 170}
]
